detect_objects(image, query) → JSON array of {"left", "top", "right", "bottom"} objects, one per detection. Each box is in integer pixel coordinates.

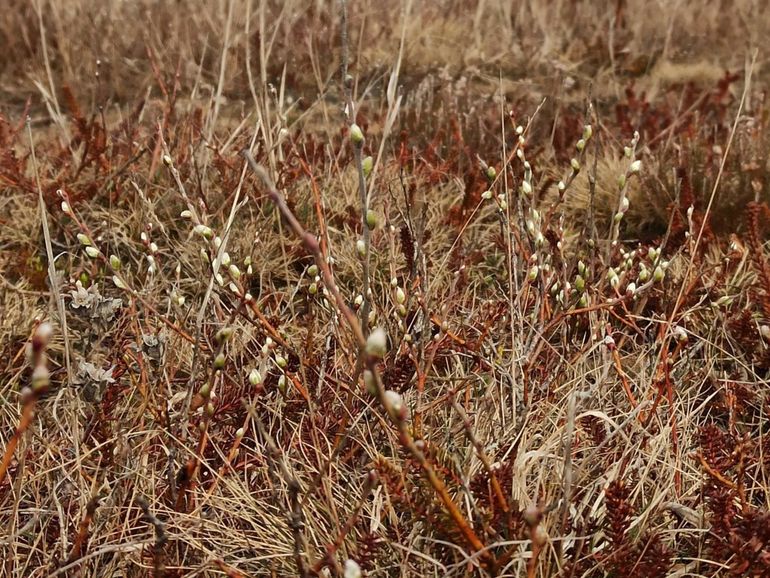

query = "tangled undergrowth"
[{"left": 3, "top": 1, "right": 770, "bottom": 577}]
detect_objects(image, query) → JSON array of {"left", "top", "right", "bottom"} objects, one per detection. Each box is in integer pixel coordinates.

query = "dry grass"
[{"left": 3, "top": 1, "right": 770, "bottom": 577}]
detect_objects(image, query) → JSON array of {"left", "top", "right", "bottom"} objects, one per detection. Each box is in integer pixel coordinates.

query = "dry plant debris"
[{"left": 3, "top": 1, "right": 770, "bottom": 576}]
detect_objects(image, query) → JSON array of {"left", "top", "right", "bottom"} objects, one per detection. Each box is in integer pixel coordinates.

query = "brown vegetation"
[{"left": 3, "top": 1, "right": 770, "bottom": 576}]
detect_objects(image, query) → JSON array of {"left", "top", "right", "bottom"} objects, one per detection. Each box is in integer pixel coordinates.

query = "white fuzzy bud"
[
  {"left": 383, "top": 389, "right": 408, "bottom": 422},
  {"left": 344, "top": 559, "right": 362, "bottom": 578},
  {"left": 171, "top": 291, "right": 185, "bottom": 306},
  {"left": 366, "top": 327, "right": 388, "bottom": 358}
]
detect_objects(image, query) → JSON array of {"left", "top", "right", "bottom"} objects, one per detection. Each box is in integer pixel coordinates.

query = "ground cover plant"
[{"left": 3, "top": 0, "right": 770, "bottom": 576}]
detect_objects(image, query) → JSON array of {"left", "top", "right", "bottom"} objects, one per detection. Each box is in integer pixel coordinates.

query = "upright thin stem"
[{"left": 339, "top": 0, "right": 371, "bottom": 334}]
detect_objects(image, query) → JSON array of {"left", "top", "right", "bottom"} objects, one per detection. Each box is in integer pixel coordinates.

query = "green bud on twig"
[
  {"left": 249, "top": 369, "right": 262, "bottom": 386},
  {"left": 366, "top": 209, "right": 379, "bottom": 230},
  {"left": 362, "top": 155, "right": 373, "bottom": 177},
  {"left": 349, "top": 124, "right": 364, "bottom": 145},
  {"left": 216, "top": 327, "right": 233, "bottom": 344},
  {"left": 194, "top": 225, "right": 213, "bottom": 239}
]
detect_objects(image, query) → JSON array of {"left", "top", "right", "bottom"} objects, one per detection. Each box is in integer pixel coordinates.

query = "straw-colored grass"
[{"left": 3, "top": 1, "right": 770, "bottom": 577}]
